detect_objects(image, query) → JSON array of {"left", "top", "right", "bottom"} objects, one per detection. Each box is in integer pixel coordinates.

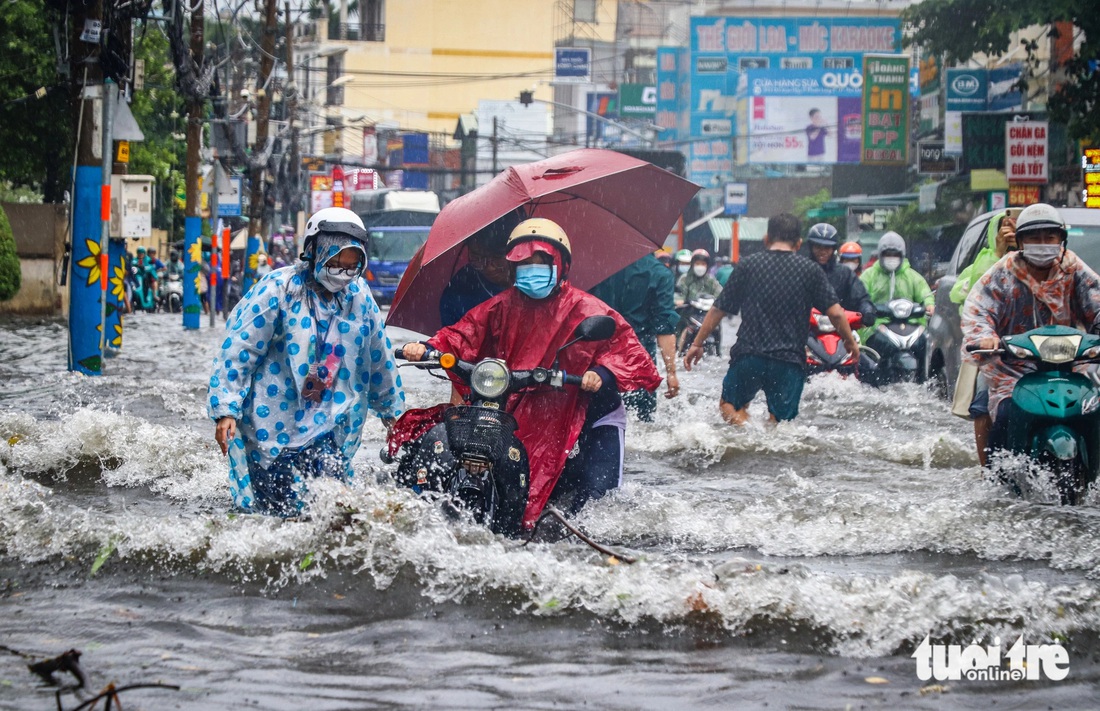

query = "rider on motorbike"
[
  {"left": 399, "top": 218, "right": 661, "bottom": 530},
  {"left": 838, "top": 241, "right": 863, "bottom": 274},
  {"left": 806, "top": 224, "right": 877, "bottom": 329},
  {"left": 858, "top": 231, "right": 934, "bottom": 343},
  {"left": 960, "top": 203, "right": 1100, "bottom": 458},
  {"left": 676, "top": 249, "right": 723, "bottom": 306}
]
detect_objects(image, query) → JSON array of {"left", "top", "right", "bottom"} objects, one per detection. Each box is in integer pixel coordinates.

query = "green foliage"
[
  {"left": 793, "top": 188, "right": 846, "bottom": 236},
  {"left": 902, "top": 0, "right": 1100, "bottom": 143},
  {"left": 884, "top": 180, "right": 981, "bottom": 241},
  {"left": 130, "top": 25, "right": 186, "bottom": 232},
  {"left": 0, "top": 0, "right": 70, "bottom": 201},
  {"left": 0, "top": 204, "right": 22, "bottom": 301}
]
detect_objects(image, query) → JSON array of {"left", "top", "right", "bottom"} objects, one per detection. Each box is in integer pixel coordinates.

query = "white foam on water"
[{"left": 3, "top": 318, "right": 1100, "bottom": 661}]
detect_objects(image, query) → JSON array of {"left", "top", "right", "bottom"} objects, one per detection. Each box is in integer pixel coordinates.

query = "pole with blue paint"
[
  {"left": 68, "top": 79, "right": 113, "bottom": 374},
  {"left": 182, "top": 1, "right": 204, "bottom": 330},
  {"left": 105, "top": 238, "right": 126, "bottom": 350}
]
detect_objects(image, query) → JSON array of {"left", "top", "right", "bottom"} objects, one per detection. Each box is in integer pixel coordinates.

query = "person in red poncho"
[{"left": 400, "top": 218, "right": 662, "bottom": 529}]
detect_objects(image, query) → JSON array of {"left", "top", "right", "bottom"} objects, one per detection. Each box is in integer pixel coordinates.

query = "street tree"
[
  {"left": 0, "top": 205, "right": 21, "bottom": 301},
  {"left": 0, "top": 0, "right": 70, "bottom": 202},
  {"left": 902, "top": 0, "right": 1100, "bottom": 143}
]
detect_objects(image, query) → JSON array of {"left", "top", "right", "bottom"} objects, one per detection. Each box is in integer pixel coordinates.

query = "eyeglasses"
[{"left": 325, "top": 265, "right": 362, "bottom": 277}]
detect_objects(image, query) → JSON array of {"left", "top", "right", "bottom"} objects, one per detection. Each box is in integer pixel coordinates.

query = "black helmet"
[{"left": 807, "top": 223, "right": 839, "bottom": 248}]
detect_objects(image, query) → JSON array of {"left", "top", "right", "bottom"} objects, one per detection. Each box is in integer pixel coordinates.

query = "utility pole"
[
  {"left": 244, "top": 0, "right": 279, "bottom": 295},
  {"left": 68, "top": 0, "right": 106, "bottom": 374},
  {"left": 285, "top": 1, "right": 300, "bottom": 236},
  {"left": 182, "top": 0, "right": 204, "bottom": 329},
  {"left": 492, "top": 117, "right": 499, "bottom": 174}
]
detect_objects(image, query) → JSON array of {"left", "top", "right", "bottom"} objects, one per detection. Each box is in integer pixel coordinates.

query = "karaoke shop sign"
[{"left": 1005, "top": 120, "right": 1048, "bottom": 184}]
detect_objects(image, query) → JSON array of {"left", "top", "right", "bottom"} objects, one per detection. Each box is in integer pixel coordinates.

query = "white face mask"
[
  {"left": 1020, "top": 243, "right": 1063, "bottom": 268},
  {"left": 677, "top": 264, "right": 689, "bottom": 275},
  {"left": 881, "top": 256, "right": 902, "bottom": 273},
  {"left": 841, "top": 261, "right": 858, "bottom": 271},
  {"left": 317, "top": 269, "right": 357, "bottom": 292},
  {"left": 692, "top": 264, "right": 707, "bottom": 277}
]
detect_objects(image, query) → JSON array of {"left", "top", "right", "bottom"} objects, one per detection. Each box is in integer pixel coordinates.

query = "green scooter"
[{"left": 970, "top": 325, "right": 1100, "bottom": 504}]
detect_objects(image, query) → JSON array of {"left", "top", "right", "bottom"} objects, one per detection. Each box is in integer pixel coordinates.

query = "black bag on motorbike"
[{"left": 444, "top": 406, "right": 518, "bottom": 464}]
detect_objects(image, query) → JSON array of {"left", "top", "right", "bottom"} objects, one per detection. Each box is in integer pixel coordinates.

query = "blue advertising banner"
[
  {"left": 402, "top": 133, "right": 429, "bottom": 165},
  {"left": 684, "top": 16, "right": 900, "bottom": 181},
  {"left": 742, "top": 68, "right": 864, "bottom": 97},
  {"left": 655, "top": 47, "right": 681, "bottom": 142},
  {"left": 690, "top": 16, "right": 900, "bottom": 65},
  {"left": 555, "top": 47, "right": 591, "bottom": 82},
  {"left": 987, "top": 63, "right": 1023, "bottom": 111},
  {"left": 689, "top": 137, "right": 734, "bottom": 188},
  {"left": 946, "top": 67, "right": 988, "bottom": 111},
  {"left": 586, "top": 91, "right": 618, "bottom": 144}
]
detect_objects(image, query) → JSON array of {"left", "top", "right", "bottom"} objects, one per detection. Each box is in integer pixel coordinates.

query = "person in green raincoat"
[
  {"left": 950, "top": 210, "right": 1018, "bottom": 307},
  {"left": 858, "top": 231, "right": 935, "bottom": 343},
  {"left": 948, "top": 210, "right": 1017, "bottom": 466}
]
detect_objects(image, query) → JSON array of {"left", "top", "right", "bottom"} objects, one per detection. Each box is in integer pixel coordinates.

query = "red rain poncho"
[{"left": 427, "top": 282, "right": 661, "bottom": 527}]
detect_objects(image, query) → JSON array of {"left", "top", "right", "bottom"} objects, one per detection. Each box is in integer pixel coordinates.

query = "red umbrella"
[{"left": 386, "top": 148, "right": 700, "bottom": 335}]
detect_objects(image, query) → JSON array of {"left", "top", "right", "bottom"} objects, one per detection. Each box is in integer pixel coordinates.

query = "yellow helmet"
[{"left": 506, "top": 218, "right": 572, "bottom": 262}]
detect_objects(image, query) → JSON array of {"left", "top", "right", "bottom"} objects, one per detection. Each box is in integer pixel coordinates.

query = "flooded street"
[{"left": 2, "top": 311, "right": 1100, "bottom": 709}]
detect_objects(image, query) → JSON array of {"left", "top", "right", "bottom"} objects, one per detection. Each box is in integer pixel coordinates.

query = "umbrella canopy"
[{"left": 387, "top": 148, "right": 699, "bottom": 335}]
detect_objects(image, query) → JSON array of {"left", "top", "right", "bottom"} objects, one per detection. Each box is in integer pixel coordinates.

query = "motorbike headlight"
[
  {"left": 1082, "top": 345, "right": 1100, "bottom": 359},
  {"left": 1006, "top": 343, "right": 1032, "bottom": 359},
  {"left": 889, "top": 300, "right": 914, "bottom": 320},
  {"left": 470, "top": 359, "right": 509, "bottom": 399},
  {"left": 814, "top": 314, "right": 835, "bottom": 333},
  {"left": 1036, "top": 336, "right": 1079, "bottom": 364}
]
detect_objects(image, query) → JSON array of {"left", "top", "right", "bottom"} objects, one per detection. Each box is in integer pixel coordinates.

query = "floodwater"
[{"left": 2, "top": 311, "right": 1099, "bottom": 710}]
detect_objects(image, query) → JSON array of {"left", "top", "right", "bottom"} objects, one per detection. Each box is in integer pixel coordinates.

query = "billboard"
[
  {"left": 861, "top": 55, "right": 910, "bottom": 164},
  {"left": 987, "top": 63, "right": 1024, "bottom": 111},
  {"left": 683, "top": 16, "right": 900, "bottom": 183},
  {"left": 620, "top": 84, "right": 657, "bottom": 118},
  {"left": 555, "top": 47, "right": 591, "bottom": 82},
  {"left": 1005, "top": 120, "right": 1048, "bottom": 184},
  {"left": 655, "top": 47, "right": 682, "bottom": 142},
  {"left": 691, "top": 17, "right": 900, "bottom": 63},
  {"left": 742, "top": 69, "right": 863, "bottom": 164},
  {"left": 945, "top": 67, "right": 988, "bottom": 154}
]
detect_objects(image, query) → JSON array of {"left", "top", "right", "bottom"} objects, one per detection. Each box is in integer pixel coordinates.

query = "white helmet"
[
  {"left": 1014, "top": 203, "right": 1067, "bottom": 241},
  {"left": 301, "top": 207, "right": 368, "bottom": 260}
]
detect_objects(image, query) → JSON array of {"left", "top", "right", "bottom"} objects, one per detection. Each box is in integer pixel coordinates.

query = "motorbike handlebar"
[
  {"left": 965, "top": 343, "right": 1002, "bottom": 354},
  {"left": 562, "top": 373, "right": 583, "bottom": 387},
  {"left": 394, "top": 346, "right": 443, "bottom": 361}
]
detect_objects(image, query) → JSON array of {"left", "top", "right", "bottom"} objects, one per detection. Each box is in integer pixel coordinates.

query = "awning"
[{"left": 709, "top": 216, "right": 768, "bottom": 242}]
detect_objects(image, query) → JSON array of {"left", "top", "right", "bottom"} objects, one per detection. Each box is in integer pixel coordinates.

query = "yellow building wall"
[{"left": 330, "top": 0, "right": 618, "bottom": 135}]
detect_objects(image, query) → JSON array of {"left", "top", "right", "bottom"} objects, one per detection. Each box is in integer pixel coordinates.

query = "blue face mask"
[{"left": 514, "top": 264, "right": 557, "bottom": 299}]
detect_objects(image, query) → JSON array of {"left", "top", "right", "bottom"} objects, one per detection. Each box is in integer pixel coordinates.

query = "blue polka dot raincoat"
[{"left": 207, "top": 247, "right": 405, "bottom": 511}]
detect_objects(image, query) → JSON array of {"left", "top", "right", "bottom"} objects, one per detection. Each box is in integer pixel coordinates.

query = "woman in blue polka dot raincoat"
[{"left": 208, "top": 207, "right": 405, "bottom": 515}]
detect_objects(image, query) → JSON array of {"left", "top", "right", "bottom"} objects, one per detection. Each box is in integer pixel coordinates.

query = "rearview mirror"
[{"left": 573, "top": 315, "right": 616, "bottom": 342}]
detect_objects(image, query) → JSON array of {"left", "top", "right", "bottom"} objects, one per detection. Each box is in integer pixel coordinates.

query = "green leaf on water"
[
  {"left": 299, "top": 552, "right": 315, "bottom": 571},
  {"left": 541, "top": 597, "right": 560, "bottom": 610},
  {"left": 90, "top": 539, "right": 117, "bottom": 576}
]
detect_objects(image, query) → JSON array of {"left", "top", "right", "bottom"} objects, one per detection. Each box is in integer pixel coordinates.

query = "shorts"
[
  {"left": 247, "top": 432, "right": 347, "bottom": 516},
  {"left": 721, "top": 354, "right": 805, "bottom": 421}
]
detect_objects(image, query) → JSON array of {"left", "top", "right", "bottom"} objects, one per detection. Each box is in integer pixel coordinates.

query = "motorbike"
[
  {"left": 130, "top": 263, "right": 158, "bottom": 312},
  {"left": 384, "top": 315, "right": 617, "bottom": 536},
  {"left": 159, "top": 271, "right": 183, "bottom": 313},
  {"left": 860, "top": 298, "right": 928, "bottom": 385},
  {"left": 969, "top": 325, "right": 1100, "bottom": 505},
  {"left": 806, "top": 308, "right": 862, "bottom": 377},
  {"left": 677, "top": 293, "right": 721, "bottom": 356}
]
